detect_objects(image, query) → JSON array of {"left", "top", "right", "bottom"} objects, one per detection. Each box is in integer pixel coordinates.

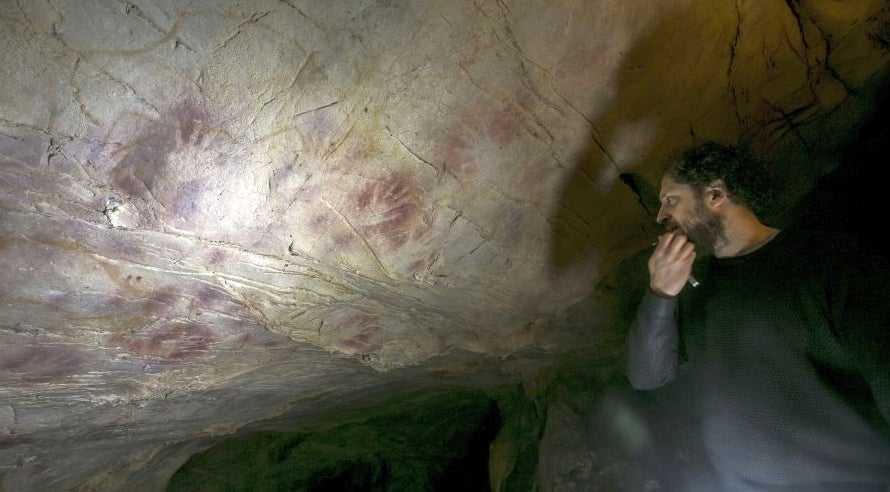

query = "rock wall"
[{"left": 1, "top": 0, "right": 889, "bottom": 489}]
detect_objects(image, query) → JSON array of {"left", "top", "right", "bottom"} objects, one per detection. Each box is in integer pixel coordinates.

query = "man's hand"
[{"left": 649, "top": 232, "right": 696, "bottom": 297}]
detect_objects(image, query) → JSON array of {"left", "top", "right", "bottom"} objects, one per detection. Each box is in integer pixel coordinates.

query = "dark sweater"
[{"left": 627, "top": 229, "right": 890, "bottom": 491}]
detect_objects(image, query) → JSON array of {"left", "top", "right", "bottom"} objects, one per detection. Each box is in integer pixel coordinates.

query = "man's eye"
[{"left": 666, "top": 197, "right": 677, "bottom": 206}]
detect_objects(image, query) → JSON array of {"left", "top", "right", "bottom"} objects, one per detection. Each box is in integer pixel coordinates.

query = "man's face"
[{"left": 656, "top": 174, "right": 725, "bottom": 257}]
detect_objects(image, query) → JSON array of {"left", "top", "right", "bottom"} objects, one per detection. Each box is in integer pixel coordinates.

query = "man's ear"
[{"left": 705, "top": 179, "right": 728, "bottom": 207}]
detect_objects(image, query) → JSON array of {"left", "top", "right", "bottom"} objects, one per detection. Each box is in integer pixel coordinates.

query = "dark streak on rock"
[
  {"left": 349, "top": 172, "right": 433, "bottom": 250},
  {"left": 108, "top": 321, "right": 215, "bottom": 363},
  {"left": 331, "top": 312, "right": 383, "bottom": 353},
  {"left": 618, "top": 173, "right": 661, "bottom": 221},
  {"left": 206, "top": 249, "right": 227, "bottom": 266},
  {"left": 109, "top": 100, "right": 219, "bottom": 221},
  {"left": 110, "top": 129, "right": 174, "bottom": 198},
  {"left": 728, "top": 0, "right": 744, "bottom": 131},
  {"left": 762, "top": 100, "right": 818, "bottom": 152},
  {"left": 0, "top": 434, "right": 34, "bottom": 450},
  {"left": 867, "top": 5, "right": 890, "bottom": 51},
  {"left": 174, "top": 102, "right": 207, "bottom": 146},
  {"left": 782, "top": 0, "right": 857, "bottom": 96},
  {"left": 0, "top": 344, "right": 88, "bottom": 382},
  {"left": 121, "top": 1, "right": 197, "bottom": 53},
  {"left": 194, "top": 284, "right": 236, "bottom": 308},
  {"left": 171, "top": 179, "right": 203, "bottom": 219}
]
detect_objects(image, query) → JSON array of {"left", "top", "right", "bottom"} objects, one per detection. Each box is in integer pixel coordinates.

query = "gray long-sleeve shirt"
[{"left": 626, "top": 229, "right": 890, "bottom": 491}]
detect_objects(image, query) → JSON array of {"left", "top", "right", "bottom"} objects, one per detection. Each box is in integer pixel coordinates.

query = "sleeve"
[
  {"left": 626, "top": 289, "right": 681, "bottom": 390},
  {"left": 835, "top": 247, "right": 890, "bottom": 424}
]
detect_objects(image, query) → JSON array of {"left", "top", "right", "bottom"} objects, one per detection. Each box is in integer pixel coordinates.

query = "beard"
[{"left": 668, "top": 202, "right": 726, "bottom": 257}]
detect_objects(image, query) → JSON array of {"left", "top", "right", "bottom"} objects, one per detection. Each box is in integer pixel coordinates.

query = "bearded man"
[{"left": 626, "top": 141, "right": 890, "bottom": 491}]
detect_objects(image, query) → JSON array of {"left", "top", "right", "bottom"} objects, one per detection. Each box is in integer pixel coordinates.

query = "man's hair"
[{"left": 666, "top": 141, "right": 773, "bottom": 216}]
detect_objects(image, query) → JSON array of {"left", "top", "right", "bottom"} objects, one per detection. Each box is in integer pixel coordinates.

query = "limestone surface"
[{"left": 1, "top": 0, "right": 888, "bottom": 489}]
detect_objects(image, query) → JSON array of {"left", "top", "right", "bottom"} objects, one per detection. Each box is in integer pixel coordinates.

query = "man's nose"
[{"left": 656, "top": 206, "right": 669, "bottom": 224}]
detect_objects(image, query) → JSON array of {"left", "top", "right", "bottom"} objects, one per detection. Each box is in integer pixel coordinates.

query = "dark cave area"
[{"left": 167, "top": 388, "right": 506, "bottom": 492}]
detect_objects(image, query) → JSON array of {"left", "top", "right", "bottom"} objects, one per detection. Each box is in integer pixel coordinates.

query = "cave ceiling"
[{"left": 1, "top": 0, "right": 889, "bottom": 489}]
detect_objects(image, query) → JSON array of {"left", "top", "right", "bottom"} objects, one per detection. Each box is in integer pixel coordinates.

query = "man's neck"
[{"left": 715, "top": 213, "right": 780, "bottom": 258}]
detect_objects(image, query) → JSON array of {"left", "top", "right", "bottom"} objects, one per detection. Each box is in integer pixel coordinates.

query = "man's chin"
[{"left": 687, "top": 237, "right": 715, "bottom": 257}]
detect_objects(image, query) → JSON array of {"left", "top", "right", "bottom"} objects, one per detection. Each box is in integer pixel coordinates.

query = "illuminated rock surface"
[{"left": 1, "top": 0, "right": 888, "bottom": 490}]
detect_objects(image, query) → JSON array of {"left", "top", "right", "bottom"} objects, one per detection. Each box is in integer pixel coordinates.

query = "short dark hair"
[{"left": 666, "top": 141, "right": 773, "bottom": 216}]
